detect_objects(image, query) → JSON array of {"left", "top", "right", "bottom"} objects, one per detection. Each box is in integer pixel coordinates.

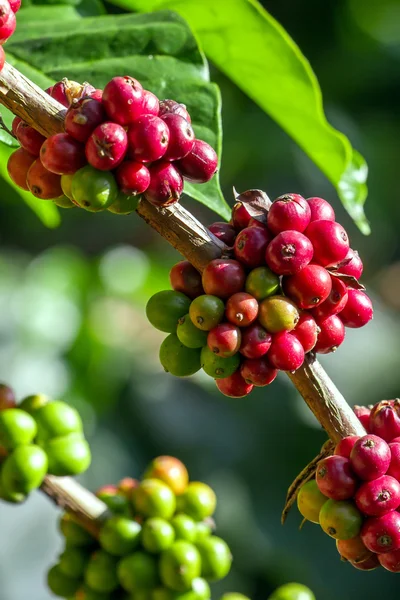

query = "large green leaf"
[
  {"left": 106, "top": 0, "right": 370, "bottom": 233},
  {"left": 5, "top": 11, "right": 229, "bottom": 219}
]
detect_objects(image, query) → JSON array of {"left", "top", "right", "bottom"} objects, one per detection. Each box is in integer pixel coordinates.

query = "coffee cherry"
[
  {"left": 7, "top": 147, "right": 36, "bottom": 191},
  {"left": 202, "top": 259, "right": 246, "bottom": 300},
  {"left": 361, "top": 512, "right": 400, "bottom": 553},
  {"left": 144, "top": 455, "right": 189, "bottom": 495},
  {"left": 142, "top": 517, "right": 175, "bottom": 553},
  {"left": 265, "top": 230, "right": 313, "bottom": 275},
  {"left": 216, "top": 371, "right": 253, "bottom": 398},
  {"left": 0, "top": 0, "right": 15, "bottom": 44},
  {"left": 108, "top": 190, "right": 140, "bottom": 215},
  {"left": 387, "top": 443, "right": 400, "bottom": 480},
  {"left": 171, "top": 514, "right": 197, "bottom": 542},
  {"left": 336, "top": 535, "right": 372, "bottom": 563},
  {"left": 196, "top": 521, "right": 213, "bottom": 541},
  {"left": 118, "top": 551, "right": 158, "bottom": 592},
  {"left": 245, "top": 266, "right": 280, "bottom": 301},
  {"left": 58, "top": 547, "right": 89, "bottom": 579},
  {"left": 354, "top": 405, "right": 371, "bottom": 431},
  {"left": 350, "top": 435, "right": 391, "bottom": 481},
  {"left": 99, "top": 516, "right": 141, "bottom": 556},
  {"left": 208, "top": 222, "right": 237, "bottom": 246},
  {"left": 27, "top": 159, "right": 63, "bottom": 199},
  {"left": 231, "top": 202, "right": 251, "bottom": 231},
  {"left": 337, "top": 248, "right": 363, "bottom": 279},
  {"left": 96, "top": 485, "right": 130, "bottom": 515},
  {"left": 147, "top": 290, "right": 191, "bottom": 333},
  {"left": 292, "top": 312, "right": 318, "bottom": 353},
  {"left": 75, "top": 585, "right": 112, "bottom": 600},
  {"left": 350, "top": 554, "right": 380, "bottom": 571},
  {"left": 225, "top": 293, "right": 258, "bottom": 327},
  {"left": 161, "top": 113, "right": 195, "bottom": 161},
  {"left": 86, "top": 122, "right": 128, "bottom": 171},
  {"left": 319, "top": 499, "right": 363, "bottom": 540},
  {"left": 307, "top": 197, "right": 335, "bottom": 222},
  {"left": 268, "top": 583, "right": 315, "bottom": 600},
  {"left": 135, "top": 478, "right": 176, "bottom": 519},
  {"left": 102, "top": 76, "right": 144, "bottom": 125},
  {"left": 0, "top": 408, "right": 37, "bottom": 449},
  {"left": 316, "top": 456, "right": 357, "bottom": 500},
  {"left": 45, "top": 433, "right": 91, "bottom": 476},
  {"left": 189, "top": 295, "right": 225, "bottom": 331},
  {"left": 239, "top": 323, "right": 272, "bottom": 359},
  {"left": 334, "top": 436, "right": 360, "bottom": 459},
  {"left": 339, "top": 289, "right": 373, "bottom": 328},
  {"left": 59, "top": 513, "right": 95, "bottom": 547},
  {"left": 314, "top": 314, "right": 345, "bottom": 354},
  {"left": 127, "top": 115, "right": 170, "bottom": 163},
  {"left": 118, "top": 477, "right": 139, "bottom": 499},
  {"left": 0, "top": 384, "right": 16, "bottom": 410},
  {"left": 283, "top": 264, "right": 332, "bottom": 309},
  {"left": 85, "top": 550, "right": 119, "bottom": 593},
  {"left": 356, "top": 475, "right": 400, "bottom": 517},
  {"left": 12, "top": 116, "right": 22, "bottom": 136},
  {"left": 144, "top": 161, "right": 183, "bottom": 206},
  {"left": 160, "top": 541, "right": 201, "bottom": 592},
  {"left": 312, "top": 277, "right": 348, "bottom": 320},
  {"left": 170, "top": 261, "right": 203, "bottom": 300},
  {"left": 267, "top": 193, "right": 311, "bottom": 234},
  {"left": 47, "top": 564, "right": 80, "bottom": 598},
  {"left": 234, "top": 226, "right": 271, "bottom": 268},
  {"left": 35, "top": 400, "right": 82, "bottom": 440},
  {"left": 142, "top": 90, "right": 159, "bottom": 115},
  {"left": 177, "top": 139, "right": 218, "bottom": 183},
  {"left": 305, "top": 220, "right": 349, "bottom": 267},
  {"left": 378, "top": 549, "right": 400, "bottom": 572},
  {"left": 180, "top": 481, "right": 216, "bottom": 520},
  {"left": 2, "top": 444, "right": 48, "bottom": 494},
  {"left": 201, "top": 346, "right": 240, "bottom": 378},
  {"left": 297, "top": 479, "right": 327, "bottom": 523},
  {"left": 240, "top": 357, "right": 277, "bottom": 386},
  {"left": 258, "top": 296, "right": 300, "bottom": 333},
  {"left": 65, "top": 98, "right": 106, "bottom": 143},
  {"left": 207, "top": 323, "right": 241, "bottom": 357},
  {"left": 197, "top": 536, "right": 232, "bottom": 581},
  {"left": 268, "top": 332, "right": 305, "bottom": 371},
  {"left": 50, "top": 81, "right": 70, "bottom": 107},
  {"left": 115, "top": 161, "right": 150, "bottom": 195},
  {"left": 177, "top": 315, "right": 208, "bottom": 349},
  {"left": 53, "top": 196, "right": 75, "bottom": 209},
  {"left": 40, "top": 133, "right": 86, "bottom": 175},
  {"left": 0, "top": 46, "right": 4, "bottom": 72},
  {"left": 369, "top": 400, "right": 400, "bottom": 442},
  {"left": 16, "top": 121, "right": 46, "bottom": 156},
  {"left": 159, "top": 99, "right": 191, "bottom": 122},
  {"left": 160, "top": 334, "right": 201, "bottom": 377}
]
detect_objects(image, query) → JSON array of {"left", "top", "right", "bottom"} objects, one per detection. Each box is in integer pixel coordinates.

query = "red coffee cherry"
[
  {"left": 0, "top": 0, "right": 16, "bottom": 44},
  {"left": 7, "top": 147, "right": 36, "bottom": 190},
  {"left": 361, "top": 512, "right": 400, "bottom": 554},
  {"left": 86, "top": 123, "right": 128, "bottom": 171},
  {"left": 267, "top": 193, "right": 311, "bottom": 234},
  {"left": 305, "top": 220, "right": 350, "bottom": 267},
  {"left": 354, "top": 405, "right": 371, "bottom": 432},
  {"left": 159, "top": 99, "right": 191, "bottom": 122},
  {"left": 27, "top": 159, "right": 63, "bottom": 199},
  {"left": 161, "top": 113, "right": 195, "bottom": 161},
  {"left": 50, "top": 80, "right": 74, "bottom": 108},
  {"left": 231, "top": 202, "right": 252, "bottom": 231},
  {"left": 369, "top": 400, "right": 400, "bottom": 443},
  {"left": 268, "top": 331, "right": 305, "bottom": 371},
  {"left": 350, "top": 554, "right": 380, "bottom": 571},
  {"left": 128, "top": 115, "right": 170, "bottom": 163},
  {"left": 283, "top": 264, "right": 332, "bottom": 309},
  {"left": 115, "top": 161, "right": 150, "bottom": 195},
  {"left": 65, "top": 98, "right": 106, "bottom": 143},
  {"left": 0, "top": 383, "right": 16, "bottom": 410},
  {"left": 240, "top": 358, "right": 277, "bottom": 387},
  {"left": 225, "top": 293, "right": 258, "bottom": 327},
  {"left": 350, "top": 435, "right": 391, "bottom": 481},
  {"left": 202, "top": 259, "right": 246, "bottom": 299},
  {"left": 207, "top": 323, "right": 241, "bottom": 357},
  {"left": 265, "top": 230, "right": 313, "bottom": 275},
  {"left": 316, "top": 456, "right": 358, "bottom": 500},
  {"left": 378, "top": 549, "right": 400, "bottom": 572},
  {"left": 9, "top": 0, "right": 20, "bottom": 12},
  {"left": 339, "top": 289, "right": 373, "bottom": 328},
  {"left": 355, "top": 475, "right": 400, "bottom": 517},
  {"left": 102, "top": 76, "right": 144, "bottom": 125},
  {"left": 307, "top": 197, "right": 335, "bottom": 222},
  {"left": 337, "top": 248, "right": 363, "bottom": 279},
  {"left": 248, "top": 217, "right": 267, "bottom": 229},
  {"left": 216, "top": 371, "right": 253, "bottom": 398},
  {"left": 169, "top": 261, "right": 203, "bottom": 299},
  {"left": 0, "top": 46, "right": 4, "bottom": 72},
  {"left": 16, "top": 122, "right": 46, "bottom": 156},
  {"left": 12, "top": 116, "right": 22, "bottom": 136},
  {"left": 334, "top": 436, "right": 360, "bottom": 459},
  {"left": 144, "top": 161, "right": 183, "bottom": 206},
  {"left": 40, "top": 133, "right": 86, "bottom": 175},
  {"left": 292, "top": 312, "right": 319, "bottom": 353},
  {"left": 142, "top": 90, "right": 160, "bottom": 116},
  {"left": 239, "top": 323, "right": 272, "bottom": 359},
  {"left": 234, "top": 226, "right": 271, "bottom": 268},
  {"left": 177, "top": 139, "right": 218, "bottom": 183},
  {"left": 387, "top": 443, "right": 400, "bottom": 480},
  {"left": 336, "top": 536, "right": 373, "bottom": 563},
  {"left": 312, "top": 277, "right": 348, "bottom": 319},
  {"left": 208, "top": 222, "right": 237, "bottom": 246},
  {"left": 314, "top": 314, "right": 345, "bottom": 354}
]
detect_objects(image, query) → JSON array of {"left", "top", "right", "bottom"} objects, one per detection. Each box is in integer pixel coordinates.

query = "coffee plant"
[{"left": 0, "top": 0, "right": 394, "bottom": 599}]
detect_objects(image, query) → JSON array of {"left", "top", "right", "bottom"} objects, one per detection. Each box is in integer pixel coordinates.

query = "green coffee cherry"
[
  {"left": 146, "top": 291, "right": 191, "bottom": 333},
  {"left": 195, "top": 522, "right": 212, "bottom": 542},
  {"left": 176, "top": 315, "right": 208, "bottom": 349},
  {"left": 74, "top": 585, "right": 111, "bottom": 600},
  {"left": 99, "top": 515, "right": 141, "bottom": 556},
  {"left": 153, "top": 577, "right": 210, "bottom": 600},
  {"left": 2, "top": 444, "right": 48, "bottom": 494},
  {"left": 71, "top": 166, "right": 118, "bottom": 212},
  {"left": 189, "top": 295, "right": 225, "bottom": 331},
  {"left": 221, "top": 594, "right": 251, "bottom": 600},
  {"left": 171, "top": 514, "right": 197, "bottom": 542},
  {"left": 267, "top": 583, "right": 316, "bottom": 600},
  {"left": 61, "top": 174, "right": 75, "bottom": 200},
  {"left": 200, "top": 346, "right": 240, "bottom": 379},
  {"left": 84, "top": 551, "right": 119, "bottom": 593},
  {"left": 196, "top": 536, "right": 232, "bottom": 581},
  {"left": 245, "top": 267, "right": 280, "bottom": 301},
  {"left": 35, "top": 401, "right": 83, "bottom": 441},
  {"left": 47, "top": 564, "right": 81, "bottom": 597},
  {"left": 0, "top": 409, "right": 37, "bottom": 449},
  {"left": 179, "top": 482, "right": 216, "bottom": 521},
  {"left": 96, "top": 488, "right": 130, "bottom": 516},
  {"left": 134, "top": 479, "right": 176, "bottom": 519},
  {"left": 142, "top": 517, "right": 175, "bottom": 553},
  {"left": 160, "top": 541, "right": 201, "bottom": 592},
  {"left": 44, "top": 433, "right": 91, "bottom": 476},
  {"left": 117, "top": 551, "right": 159, "bottom": 592},
  {"left": 159, "top": 334, "right": 201, "bottom": 377},
  {"left": 58, "top": 547, "right": 89, "bottom": 579},
  {"left": 0, "top": 472, "right": 26, "bottom": 503},
  {"left": 19, "top": 393, "right": 50, "bottom": 415},
  {"left": 59, "top": 514, "right": 95, "bottom": 547},
  {"left": 54, "top": 195, "right": 75, "bottom": 208},
  {"left": 108, "top": 190, "right": 140, "bottom": 215}
]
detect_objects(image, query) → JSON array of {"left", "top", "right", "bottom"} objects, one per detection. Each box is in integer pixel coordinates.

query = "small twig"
[{"left": 0, "top": 112, "right": 15, "bottom": 138}]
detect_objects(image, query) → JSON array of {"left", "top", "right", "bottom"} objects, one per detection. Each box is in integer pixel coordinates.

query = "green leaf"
[
  {"left": 6, "top": 11, "right": 229, "bottom": 219},
  {"left": 107, "top": 0, "right": 369, "bottom": 233}
]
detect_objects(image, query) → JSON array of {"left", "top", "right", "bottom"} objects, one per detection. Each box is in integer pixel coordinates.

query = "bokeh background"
[{"left": 0, "top": 0, "right": 400, "bottom": 598}]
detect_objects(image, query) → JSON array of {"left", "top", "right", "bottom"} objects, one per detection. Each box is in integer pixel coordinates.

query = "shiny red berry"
[
  {"left": 339, "top": 289, "right": 373, "bottom": 328},
  {"left": 265, "top": 230, "right": 313, "bottom": 275},
  {"left": 40, "top": 133, "right": 86, "bottom": 175},
  {"left": 207, "top": 323, "right": 241, "bottom": 357},
  {"left": 361, "top": 512, "right": 400, "bottom": 554},
  {"left": 283, "top": 264, "right": 332, "bottom": 309},
  {"left": 159, "top": 99, "right": 191, "bottom": 122},
  {"left": 0, "top": 0, "right": 15, "bottom": 44},
  {"left": 225, "top": 293, "right": 258, "bottom": 327},
  {"left": 216, "top": 371, "right": 253, "bottom": 398},
  {"left": 240, "top": 358, "right": 277, "bottom": 386},
  {"left": 234, "top": 226, "right": 271, "bottom": 268},
  {"left": 307, "top": 197, "right": 335, "bottom": 222},
  {"left": 312, "top": 277, "right": 348, "bottom": 319},
  {"left": 86, "top": 122, "right": 128, "bottom": 171},
  {"left": 267, "top": 193, "right": 311, "bottom": 234},
  {"left": 231, "top": 202, "right": 252, "bottom": 231},
  {"left": 16, "top": 122, "right": 45, "bottom": 156},
  {"left": 202, "top": 259, "right": 245, "bottom": 299},
  {"left": 9, "top": 0, "right": 20, "bottom": 12},
  {"left": 354, "top": 405, "right": 371, "bottom": 431},
  {"left": 378, "top": 549, "right": 400, "bottom": 572},
  {"left": 142, "top": 90, "right": 160, "bottom": 116},
  {"left": 316, "top": 456, "right": 358, "bottom": 500},
  {"left": 239, "top": 323, "right": 272, "bottom": 359},
  {"left": 169, "top": 261, "right": 203, "bottom": 299},
  {"left": 128, "top": 115, "right": 170, "bottom": 163},
  {"left": 314, "top": 314, "right": 345, "bottom": 354},
  {"left": 50, "top": 81, "right": 71, "bottom": 108},
  {"left": 268, "top": 331, "right": 305, "bottom": 371},
  {"left": 337, "top": 248, "right": 363, "bottom": 279},
  {"left": 0, "top": 46, "right": 4, "bottom": 72},
  {"left": 305, "top": 220, "right": 349, "bottom": 267},
  {"left": 177, "top": 139, "right": 218, "bottom": 183},
  {"left": 355, "top": 475, "right": 400, "bottom": 517},
  {"left": 102, "top": 76, "right": 144, "bottom": 125},
  {"left": 161, "top": 113, "right": 195, "bottom": 161},
  {"left": 65, "top": 98, "right": 106, "bottom": 143},
  {"left": 369, "top": 400, "right": 400, "bottom": 443},
  {"left": 350, "top": 435, "right": 391, "bottom": 481},
  {"left": 115, "top": 161, "right": 150, "bottom": 195},
  {"left": 387, "top": 443, "right": 400, "bottom": 480},
  {"left": 208, "top": 222, "right": 237, "bottom": 246},
  {"left": 7, "top": 147, "right": 36, "bottom": 190},
  {"left": 27, "top": 159, "right": 63, "bottom": 199},
  {"left": 11, "top": 116, "right": 22, "bottom": 136},
  {"left": 335, "top": 436, "right": 360, "bottom": 459},
  {"left": 144, "top": 161, "right": 183, "bottom": 206},
  {"left": 292, "top": 312, "right": 319, "bottom": 353}
]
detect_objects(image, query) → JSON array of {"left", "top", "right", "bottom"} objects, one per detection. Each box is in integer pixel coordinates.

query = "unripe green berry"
[
  {"left": 159, "top": 334, "right": 201, "bottom": 377},
  {"left": 84, "top": 551, "right": 119, "bottom": 593},
  {"left": 75, "top": 585, "right": 111, "bottom": 600},
  {"left": 142, "top": 517, "right": 175, "bottom": 553},
  {"left": 0, "top": 473, "right": 26, "bottom": 503},
  {"left": 99, "top": 515, "right": 141, "bottom": 556},
  {"left": 44, "top": 433, "right": 91, "bottom": 476},
  {"left": 35, "top": 400, "right": 83, "bottom": 441},
  {"left": 59, "top": 514, "right": 95, "bottom": 547},
  {"left": 117, "top": 551, "right": 159, "bottom": 592},
  {"left": 177, "top": 315, "right": 208, "bottom": 349},
  {"left": 221, "top": 595, "right": 251, "bottom": 600},
  {"left": 59, "top": 547, "right": 89, "bottom": 579},
  {"left": 134, "top": 478, "right": 176, "bottom": 519},
  {"left": 19, "top": 393, "right": 50, "bottom": 415},
  {"left": 200, "top": 346, "right": 240, "bottom": 379},
  {"left": 160, "top": 541, "right": 201, "bottom": 592},
  {"left": 153, "top": 577, "right": 210, "bottom": 600},
  {"left": 196, "top": 536, "right": 232, "bottom": 581},
  {"left": 96, "top": 487, "right": 130, "bottom": 515},
  {"left": 171, "top": 514, "right": 197, "bottom": 542},
  {"left": 47, "top": 564, "right": 80, "bottom": 597},
  {"left": 0, "top": 409, "right": 37, "bottom": 449},
  {"left": 267, "top": 583, "right": 316, "bottom": 600},
  {"left": 146, "top": 290, "right": 191, "bottom": 333},
  {"left": 2, "top": 444, "right": 48, "bottom": 494},
  {"left": 179, "top": 482, "right": 216, "bottom": 521},
  {"left": 195, "top": 522, "right": 212, "bottom": 542}
]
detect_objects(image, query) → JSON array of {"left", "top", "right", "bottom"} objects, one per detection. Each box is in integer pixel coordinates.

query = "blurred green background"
[{"left": 0, "top": 0, "right": 400, "bottom": 598}]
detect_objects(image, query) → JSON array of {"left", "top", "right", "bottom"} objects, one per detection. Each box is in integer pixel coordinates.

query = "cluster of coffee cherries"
[
  {"left": 0, "top": 383, "right": 91, "bottom": 503},
  {"left": 146, "top": 194, "right": 372, "bottom": 397},
  {"left": 297, "top": 399, "right": 400, "bottom": 573},
  {"left": 0, "top": 0, "right": 20, "bottom": 72},
  {"left": 7, "top": 75, "right": 218, "bottom": 214},
  {"left": 47, "top": 455, "right": 234, "bottom": 600}
]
